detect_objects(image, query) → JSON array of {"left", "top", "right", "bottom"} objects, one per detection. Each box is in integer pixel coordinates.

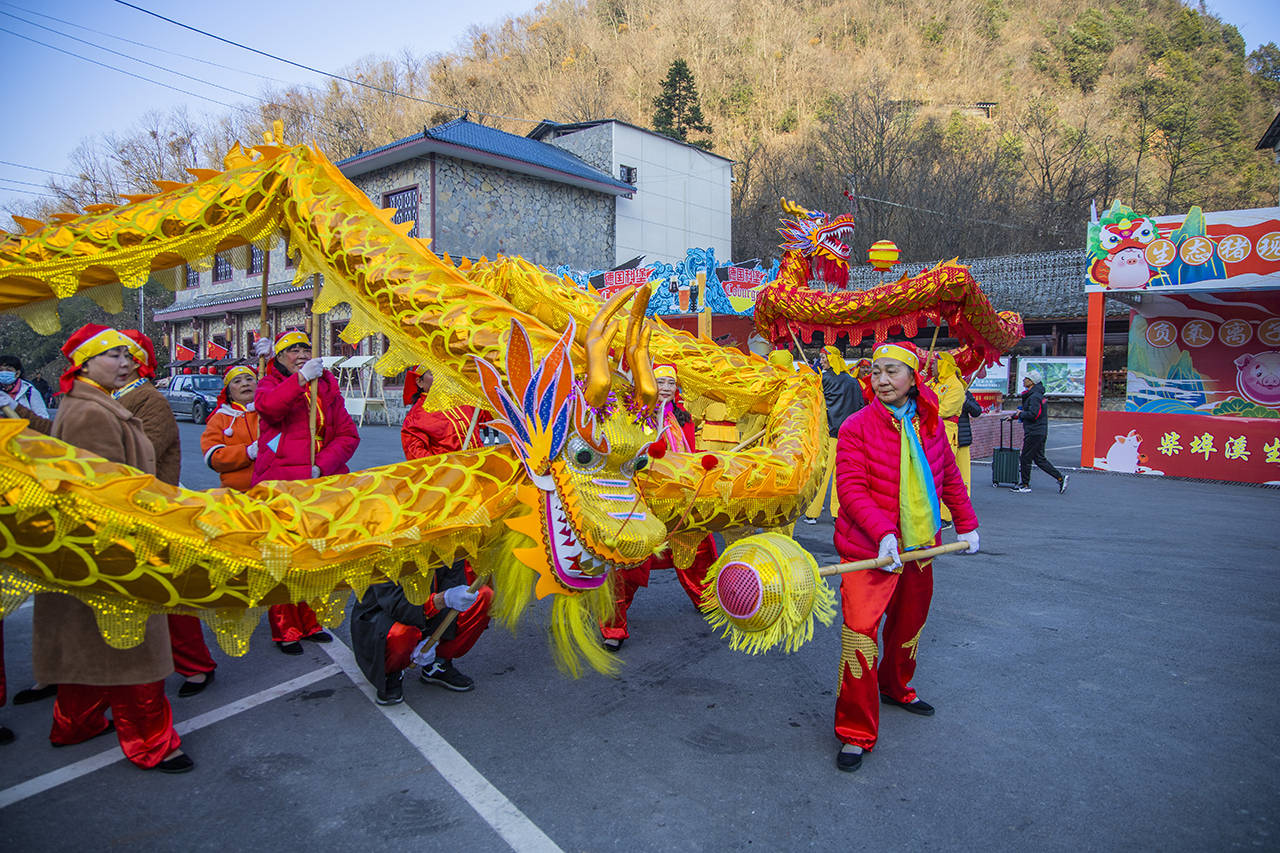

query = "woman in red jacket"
[
  {"left": 252, "top": 330, "right": 360, "bottom": 654},
  {"left": 831, "top": 342, "right": 980, "bottom": 773}
]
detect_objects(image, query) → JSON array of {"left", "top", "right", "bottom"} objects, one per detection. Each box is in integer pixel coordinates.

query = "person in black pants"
[{"left": 1009, "top": 370, "right": 1068, "bottom": 494}]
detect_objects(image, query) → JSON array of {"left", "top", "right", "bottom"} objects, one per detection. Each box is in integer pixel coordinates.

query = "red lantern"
[
  {"left": 868, "top": 240, "right": 900, "bottom": 272},
  {"left": 183, "top": 368, "right": 192, "bottom": 374}
]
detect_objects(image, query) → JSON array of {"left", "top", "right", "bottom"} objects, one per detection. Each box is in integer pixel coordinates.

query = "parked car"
[{"left": 161, "top": 373, "right": 222, "bottom": 424}]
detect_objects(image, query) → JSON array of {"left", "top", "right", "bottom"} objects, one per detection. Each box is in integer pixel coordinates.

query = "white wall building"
[{"left": 530, "top": 120, "right": 733, "bottom": 266}]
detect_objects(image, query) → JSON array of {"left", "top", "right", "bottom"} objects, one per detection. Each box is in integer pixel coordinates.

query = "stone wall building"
[{"left": 154, "top": 118, "right": 727, "bottom": 414}]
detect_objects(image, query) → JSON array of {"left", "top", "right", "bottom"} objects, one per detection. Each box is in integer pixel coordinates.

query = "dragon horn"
[
  {"left": 625, "top": 283, "right": 657, "bottom": 409},
  {"left": 780, "top": 197, "right": 811, "bottom": 217},
  {"left": 583, "top": 285, "right": 635, "bottom": 408}
]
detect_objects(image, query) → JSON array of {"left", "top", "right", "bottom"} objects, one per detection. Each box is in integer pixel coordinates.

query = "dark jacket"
[
  {"left": 821, "top": 367, "right": 864, "bottom": 437},
  {"left": 350, "top": 562, "right": 465, "bottom": 692},
  {"left": 957, "top": 391, "right": 983, "bottom": 448},
  {"left": 119, "top": 381, "right": 182, "bottom": 486},
  {"left": 1018, "top": 382, "right": 1049, "bottom": 437}
]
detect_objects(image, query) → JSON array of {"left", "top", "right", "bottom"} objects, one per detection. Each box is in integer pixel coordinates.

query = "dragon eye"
[
  {"left": 634, "top": 455, "right": 648, "bottom": 471},
  {"left": 564, "top": 435, "right": 605, "bottom": 473},
  {"left": 575, "top": 448, "right": 594, "bottom": 465},
  {"left": 620, "top": 453, "right": 649, "bottom": 478}
]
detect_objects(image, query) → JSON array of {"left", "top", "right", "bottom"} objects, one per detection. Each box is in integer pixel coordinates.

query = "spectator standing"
[
  {"left": 0, "top": 354, "right": 49, "bottom": 419},
  {"left": 252, "top": 330, "right": 359, "bottom": 654}
]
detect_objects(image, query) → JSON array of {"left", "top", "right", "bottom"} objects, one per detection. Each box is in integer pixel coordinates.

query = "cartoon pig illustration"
[
  {"left": 1105, "top": 247, "right": 1152, "bottom": 290},
  {"left": 1234, "top": 351, "right": 1280, "bottom": 408},
  {"left": 1103, "top": 430, "right": 1144, "bottom": 473}
]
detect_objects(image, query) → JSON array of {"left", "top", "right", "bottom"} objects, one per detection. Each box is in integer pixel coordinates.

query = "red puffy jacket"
[
  {"left": 252, "top": 364, "right": 359, "bottom": 484},
  {"left": 833, "top": 395, "right": 978, "bottom": 561}
]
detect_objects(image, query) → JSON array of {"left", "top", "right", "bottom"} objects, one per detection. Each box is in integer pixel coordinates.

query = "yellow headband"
[
  {"left": 653, "top": 364, "right": 677, "bottom": 380},
  {"left": 274, "top": 330, "right": 310, "bottom": 355},
  {"left": 71, "top": 329, "right": 137, "bottom": 366},
  {"left": 872, "top": 343, "right": 919, "bottom": 371},
  {"left": 223, "top": 365, "right": 255, "bottom": 386}
]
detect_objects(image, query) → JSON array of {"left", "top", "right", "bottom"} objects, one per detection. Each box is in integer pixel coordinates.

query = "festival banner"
[
  {"left": 1085, "top": 202, "right": 1280, "bottom": 294},
  {"left": 968, "top": 356, "right": 1010, "bottom": 393},
  {"left": 598, "top": 266, "right": 654, "bottom": 297},
  {"left": 1016, "top": 356, "right": 1086, "bottom": 397},
  {"left": 1092, "top": 410, "right": 1280, "bottom": 484}
]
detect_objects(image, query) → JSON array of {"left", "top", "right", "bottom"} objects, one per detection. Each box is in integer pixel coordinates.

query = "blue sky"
[{"left": 0, "top": 0, "right": 1276, "bottom": 214}]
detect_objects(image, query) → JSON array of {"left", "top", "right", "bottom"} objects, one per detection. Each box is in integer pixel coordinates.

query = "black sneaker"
[
  {"left": 419, "top": 659, "right": 475, "bottom": 692},
  {"left": 801, "top": 517, "right": 817, "bottom": 525},
  {"left": 376, "top": 671, "right": 404, "bottom": 705},
  {"left": 836, "top": 744, "right": 863, "bottom": 772},
  {"left": 1059, "top": 474, "right": 1070, "bottom": 494},
  {"left": 1010, "top": 485, "right": 1032, "bottom": 493}
]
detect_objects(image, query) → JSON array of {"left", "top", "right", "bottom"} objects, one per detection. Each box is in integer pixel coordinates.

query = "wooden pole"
[
  {"left": 1081, "top": 292, "right": 1105, "bottom": 469},
  {"left": 1, "top": 405, "right": 18, "bottom": 418},
  {"left": 307, "top": 273, "right": 319, "bottom": 473},
  {"left": 816, "top": 540, "right": 971, "bottom": 577},
  {"left": 417, "top": 574, "right": 486, "bottom": 657},
  {"left": 727, "top": 428, "right": 766, "bottom": 452},
  {"left": 258, "top": 241, "right": 271, "bottom": 377},
  {"left": 460, "top": 405, "right": 483, "bottom": 450}
]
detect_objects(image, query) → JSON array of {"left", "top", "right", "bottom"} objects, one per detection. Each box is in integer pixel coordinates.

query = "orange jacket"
[
  {"left": 401, "top": 402, "right": 488, "bottom": 460},
  {"left": 200, "top": 403, "right": 260, "bottom": 491}
]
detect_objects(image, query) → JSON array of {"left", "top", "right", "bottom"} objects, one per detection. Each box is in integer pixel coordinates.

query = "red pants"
[
  {"left": 51, "top": 681, "right": 181, "bottom": 768},
  {"left": 834, "top": 557, "right": 934, "bottom": 751},
  {"left": 600, "top": 536, "right": 715, "bottom": 641},
  {"left": 168, "top": 615, "right": 216, "bottom": 677},
  {"left": 268, "top": 603, "right": 323, "bottom": 643},
  {"left": 384, "top": 587, "right": 494, "bottom": 672}
]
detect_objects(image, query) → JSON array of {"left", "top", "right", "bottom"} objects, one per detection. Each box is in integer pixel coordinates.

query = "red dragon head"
[{"left": 777, "top": 197, "right": 856, "bottom": 288}]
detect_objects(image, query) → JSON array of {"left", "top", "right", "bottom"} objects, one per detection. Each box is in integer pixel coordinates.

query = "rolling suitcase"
[{"left": 991, "top": 416, "right": 1020, "bottom": 487}]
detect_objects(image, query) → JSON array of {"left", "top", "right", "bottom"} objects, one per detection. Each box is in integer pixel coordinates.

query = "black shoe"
[
  {"left": 940, "top": 520, "right": 954, "bottom": 530},
  {"left": 1059, "top": 474, "right": 1070, "bottom": 494},
  {"left": 801, "top": 517, "right": 817, "bottom": 525},
  {"left": 177, "top": 670, "right": 215, "bottom": 698},
  {"left": 375, "top": 671, "right": 404, "bottom": 706},
  {"left": 13, "top": 684, "right": 57, "bottom": 704},
  {"left": 155, "top": 752, "right": 195, "bottom": 774},
  {"left": 602, "top": 637, "right": 624, "bottom": 653},
  {"left": 419, "top": 659, "right": 475, "bottom": 692},
  {"left": 302, "top": 631, "right": 333, "bottom": 643},
  {"left": 0, "top": 726, "right": 14, "bottom": 745},
  {"left": 881, "top": 693, "right": 935, "bottom": 716},
  {"left": 52, "top": 719, "right": 115, "bottom": 747},
  {"left": 836, "top": 745, "right": 863, "bottom": 772},
  {"left": 276, "top": 641, "right": 304, "bottom": 656}
]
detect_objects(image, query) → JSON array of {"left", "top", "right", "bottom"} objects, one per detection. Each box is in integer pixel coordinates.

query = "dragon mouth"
[
  {"left": 818, "top": 226, "right": 855, "bottom": 259},
  {"left": 542, "top": 488, "right": 616, "bottom": 590}
]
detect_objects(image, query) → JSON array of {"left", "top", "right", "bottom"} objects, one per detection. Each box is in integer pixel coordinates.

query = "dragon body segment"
[{"left": 0, "top": 133, "right": 825, "bottom": 675}]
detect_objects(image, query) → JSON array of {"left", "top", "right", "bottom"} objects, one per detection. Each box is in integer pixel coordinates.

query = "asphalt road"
[{"left": 1, "top": 420, "right": 1277, "bottom": 850}]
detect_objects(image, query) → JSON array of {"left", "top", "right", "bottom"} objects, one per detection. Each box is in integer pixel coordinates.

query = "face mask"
[{"left": 0, "top": 371, "right": 16, "bottom": 385}]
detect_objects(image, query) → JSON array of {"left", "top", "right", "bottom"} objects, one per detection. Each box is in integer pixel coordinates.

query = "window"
[
  {"left": 185, "top": 264, "right": 200, "bottom": 289},
  {"left": 383, "top": 187, "right": 419, "bottom": 238},
  {"left": 619, "top": 164, "right": 637, "bottom": 184},
  {"left": 248, "top": 246, "right": 264, "bottom": 275},
  {"left": 330, "top": 324, "right": 358, "bottom": 358},
  {"left": 212, "top": 252, "right": 232, "bottom": 282}
]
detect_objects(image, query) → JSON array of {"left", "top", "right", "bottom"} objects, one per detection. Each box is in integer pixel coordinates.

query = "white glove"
[
  {"left": 252, "top": 338, "right": 273, "bottom": 357},
  {"left": 298, "top": 358, "right": 324, "bottom": 382},
  {"left": 0, "top": 390, "right": 15, "bottom": 411},
  {"left": 310, "top": 465, "right": 321, "bottom": 478},
  {"left": 410, "top": 638, "right": 437, "bottom": 668},
  {"left": 957, "top": 529, "right": 980, "bottom": 554},
  {"left": 442, "top": 584, "right": 478, "bottom": 612},
  {"left": 877, "top": 534, "right": 902, "bottom": 572},
  {"left": 246, "top": 441, "right": 258, "bottom": 460}
]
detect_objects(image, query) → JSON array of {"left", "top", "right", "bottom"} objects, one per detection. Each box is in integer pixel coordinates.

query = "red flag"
[
  {"left": 206, "top": 340, "right": 228, "bottom": 359},
  {"left": 175, "top": 344, "right": 196, "bottom": 361}
]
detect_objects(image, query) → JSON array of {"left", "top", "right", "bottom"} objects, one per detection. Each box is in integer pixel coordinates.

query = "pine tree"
[{"left": 652, "top": 59, "right": 713, "bottom": 150}]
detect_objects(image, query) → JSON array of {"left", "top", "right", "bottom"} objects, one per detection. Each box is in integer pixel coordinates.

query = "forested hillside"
[{"left": 16, "top": 0, "right": 1280, "bottom": 265}]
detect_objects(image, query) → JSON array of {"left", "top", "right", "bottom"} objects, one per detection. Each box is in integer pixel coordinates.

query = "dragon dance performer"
[
  {"left": 252, "top": 329, "right": 359, "bottom": 654},
  {"left": 34, "top": 324, "right": 192, "bottom": 772},
  {"left": 600, "top": 362, "right": 717, "bottom": 652},
  {"left": 831, "top": 342, "right": 979, "bottom": 773},
  {"left": 348, "top": 366, "right": 493, "bottom": 702},
  {"left": 118, "top": 329, "right": 219, "bottom": 698},
  {"left": 803, "top": 346, "right": 865, "bottom": 525},
  {"left": 199, "top": 366, "right": 260, "bottom": 491}
]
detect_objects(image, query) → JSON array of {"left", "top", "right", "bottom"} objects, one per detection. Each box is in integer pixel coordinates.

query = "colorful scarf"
[{"left": 888, "top": 398, "right": 940, "bottom": 549}]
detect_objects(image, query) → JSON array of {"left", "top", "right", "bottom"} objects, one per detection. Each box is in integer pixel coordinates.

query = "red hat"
[
  {"left": 120, "top": 329, "right": 157, "bottom": 378},
  {"left": 403, "top": 365, "right": 431, "bottom": 405},
  {"left": 58, "top": 323, "right": 136, "bottom": 394}
]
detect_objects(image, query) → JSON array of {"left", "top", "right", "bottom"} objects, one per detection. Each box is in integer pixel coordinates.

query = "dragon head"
[
  {"left": 1088, "top": 200, "right": 1158, "bottom": 260},
  {"left": 474, "top": 286, "right": 669, "bottom": 600},
  {"left": 777, "top": 197, "right": 856, "bottom": 287}
]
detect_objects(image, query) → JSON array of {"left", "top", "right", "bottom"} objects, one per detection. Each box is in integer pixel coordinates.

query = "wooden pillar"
[{"left": 1081, "top": 293, "right": 1105, "bottom": 468}]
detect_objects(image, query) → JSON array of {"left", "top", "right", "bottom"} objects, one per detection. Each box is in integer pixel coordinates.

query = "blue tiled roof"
[{"left": 337, "top": 119, "right": 634, "bottom": 193}]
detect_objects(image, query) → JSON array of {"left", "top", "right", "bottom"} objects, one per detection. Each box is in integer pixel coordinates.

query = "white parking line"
[
  {"left": 0, "top": 664, "right": 341, "bottom": 809},
  {"left": 319, "top": 638, "right": 564, "bottom": 853}
]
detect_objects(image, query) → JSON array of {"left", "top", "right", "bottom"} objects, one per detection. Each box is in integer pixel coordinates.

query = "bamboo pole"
[
  {"left": 460, "top": 405, "right": 482, "bottom": 449},
  {"left": 258, "top": 241, "right": 271, "bottom": 377},
  {"left": 417, "top": 574, "right": 486, "bottom": 657},
  {"left": 815, "top": 541, "right": 971, "bottom": 577},
  {"left": 307, "top": 272, "right": 319, "bottom": 473},
  {"left": 727, "top": 428, "right": 766, "bottom": 452}
]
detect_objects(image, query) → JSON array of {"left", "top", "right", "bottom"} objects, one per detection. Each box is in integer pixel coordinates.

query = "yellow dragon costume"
[{"left": 0, "top": 127, "right": 825, "bottom": 676}]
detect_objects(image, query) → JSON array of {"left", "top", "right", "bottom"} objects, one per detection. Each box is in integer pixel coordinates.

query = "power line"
[
  {"left": 0, "top": 0, "right": 299, "bottom": 89},
  {"left": 111, "top": 0, "right": 540, "bottom": 125},
  {"left": 0, "top": 11, "right": 341, "bottom": 132},
  {"left": 0, "top": 158, "right": 77, "bottom": 179},
  {"left": 0, "top": 176, "right": 52, "bottom": 190}
]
